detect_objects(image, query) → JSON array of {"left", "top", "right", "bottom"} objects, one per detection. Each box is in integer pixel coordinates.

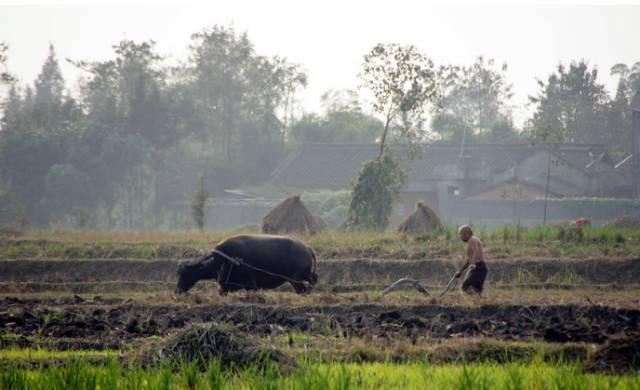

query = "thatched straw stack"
[
  {"left": 398, "top": 201, "right": 443, "bottom": 235},
  {"left": 138, "top": 323, "right": 293, "bottom": 369},
  {"left": 262, "top": 194, "right": 323, "bottom": 235}
]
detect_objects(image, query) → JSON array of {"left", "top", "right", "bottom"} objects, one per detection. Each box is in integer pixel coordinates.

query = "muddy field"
[
  {"left": 1, "top": 256, "right": 639, "bottom": 370},
  {"left": 1, "top": 296, "right": 638, "bottom": 351}
]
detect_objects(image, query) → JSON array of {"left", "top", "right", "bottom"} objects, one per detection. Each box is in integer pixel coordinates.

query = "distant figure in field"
[{"left": 455, "top": 225, "right": 488, "bottom": 295}]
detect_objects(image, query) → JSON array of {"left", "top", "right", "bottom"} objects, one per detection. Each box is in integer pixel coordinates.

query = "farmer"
[{"left": 454, "top": 225, "right": 488, "bottom": 295}]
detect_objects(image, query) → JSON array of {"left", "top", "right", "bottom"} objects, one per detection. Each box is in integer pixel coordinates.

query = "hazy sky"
[{"left": 1, "top": 1, "right": 640, "bottom": 126}]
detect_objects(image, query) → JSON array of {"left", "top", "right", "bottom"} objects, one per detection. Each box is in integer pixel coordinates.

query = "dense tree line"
[
  {"left": 0, "top": 28, "right": 638, "bottom": 229},
  {"left": 0, "top": 27, "right": 311, "bottom": 228},
  {"left": 527, "top": 60, "right": 640, "bottom": 158}
]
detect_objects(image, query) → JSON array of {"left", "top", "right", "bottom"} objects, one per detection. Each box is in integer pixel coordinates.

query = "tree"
[
  {"left": 432, "top": 57, "right": 519, "bottom": 143},
  {"left": 191, "top": 175, "right": 209, "bottom": 231},
  {"left": 359, "top": 43, "right": 437, "bottom": 157},
  {"left": 33, "top": 44, "right": 66, "bottom": 127},
  {"left": 186, "top": 25, "right": 304, "bottom": 183},
  {"left": 71, "top": 39, "right": 172, "bottom": 227},
  {"left": 280, "top": 62, "right": 307, "bottom": 136},
  {"left": 0, "top": 45, "right": 84, "bottom": 225},
  {"left": 531, "top": 125, "right": 564, "bottom": 225},
  {"left": 527, "top": 61, "right": 610, "bottom": 145},
  {"left": 346, "top": 44, "right": 438, "bottom": 230},
  {"left": 188, "top": 25, "right": 254, "bottom": 160},
  {"left": 608, "top": 62, "right": 640, "bottom": 157},
  {"left": 239, "top": 54, "right": 290, "bottom": 181},
  {"left": 41, "top": 163, "right": 94, "bottom": 218},
  {"left": 0, "top": 42, "right": 13, "bottom": 84},
  {"left": 344, "top": 153, "right": 406, "bottom": 230},
  {"left": 289, "top": 89, "right": 383, "bottom": 144},
  {"left": 611, "top": 62, "right": 640, "bottom": 110}
]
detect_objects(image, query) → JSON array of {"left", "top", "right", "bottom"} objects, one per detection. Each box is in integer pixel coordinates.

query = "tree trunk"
[{"left": 378, "top": 107, "right": 394, "bottom": 159}]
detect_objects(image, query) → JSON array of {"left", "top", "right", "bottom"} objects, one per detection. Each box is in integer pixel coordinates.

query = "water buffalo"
[{"left": 176, "top": 234, "right": 318, "bottom": 295}]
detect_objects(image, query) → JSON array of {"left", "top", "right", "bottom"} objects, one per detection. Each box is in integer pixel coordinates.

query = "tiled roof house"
[{"left": 270, "top": 143, "right": 629, "bottom": 224}]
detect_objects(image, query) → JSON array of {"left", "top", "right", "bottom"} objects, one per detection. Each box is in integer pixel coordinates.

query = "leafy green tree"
[
  {"left": 359, "top": 43, "right": 437, "bottom": 157},
  {"left": 611, "top": 62, "right": 640, "bottom": 109},
  {"left": 433, "top": 57, "right": 519, "bottom": 143},
  {"left": 239, "top": 55, "right": 292, "bottom": 181},
  {"left": 289, "top": 89, "right": 383, "bottom": 144},
  {"left": 281, "top": 62, "right": 308, "bottom": 132},
  {"left": 186, "top": 25, "right": 304, "bottom": 183},
  {"left": 188, "top": 25, "right": 253, "bottom": 160},
  {"left": 191, "top": 175, "right": 209, "bottom": 231},
  {"left": 344, "top": 153, "right": 406, "bottom": 230},
  {"left": 33, "top": 44, "right": 66, "bottom": 126},
  {"left": 71, "top": 40, "right": 172, "bottom": 227},
  {"left": 527, "top": 61, "right": 610, "bottom": 145},
  {"left": 0, "top": 45, "right": 84, "bottom": 225},
  {"left": 608, "top": 62, "right": 640, "bottom": 158},
  {"left": 41, "top": 163, "right": 94, "bottom": 216},
  {"left": 0, "top": 42, "right": 13, "bottom": 84},
  {"left": 346, "top": 44, "right": 438, "bottom": 230}
]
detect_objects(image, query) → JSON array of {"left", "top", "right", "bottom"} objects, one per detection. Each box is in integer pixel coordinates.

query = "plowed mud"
[{"left": 1, "top": 297, "right": 637, "bottom": 350}]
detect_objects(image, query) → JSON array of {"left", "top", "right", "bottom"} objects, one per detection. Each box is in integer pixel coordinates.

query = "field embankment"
[
  {"left": 1, "top": 224, "right": 639, "bottom": 260},
  {"left": 0, "top": 257, "right": 638, "bottom": 290}
]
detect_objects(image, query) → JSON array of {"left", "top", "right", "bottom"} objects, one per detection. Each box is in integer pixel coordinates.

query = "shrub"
[{"left": 345, "top": 153, "right": 406, "bottom": 230}]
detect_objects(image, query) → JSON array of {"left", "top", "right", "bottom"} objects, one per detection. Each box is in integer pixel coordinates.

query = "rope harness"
[{"left": 210, "top": 249, "right": 312, "bottom": 289}]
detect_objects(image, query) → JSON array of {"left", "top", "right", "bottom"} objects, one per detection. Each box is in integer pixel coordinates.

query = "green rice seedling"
[
  {"left": 0, "top": 364, "right": 28, "bottom": 389},
  {"left": 45, "top": 359, "right": 97, "bottom": 390},
  {"left": 295, "top": 362, "right": 332, "bottom": 390},
  {"left": 547, "top": 271, "right": 583, "bottom": 285},
  {"left": 151, "top": 361, "right": 173, "bottom": 390},
  {"left": 501, "top": 225, "right": 510, "bottom": 244},
  {"left": 96, "top": 358, "right": 120, "bottom": 390},
  {"left": 205, "top": 358, "right": 227, "bottom": 390},
  {"left": 551, "top": 363, "right": 588, "bottom": 390},
  {"left": 504, "top": 363, "right": 525, "bottom": 390},
  {"left": 2, "top": 359, "right": 640, "bottom": 389},
  {"left": 233, "top": 361, "right": 281, "bottom": 390},
  {"left": 119, "top": 364, "right": 141, "bottom": 389},
  {"left": 514, "top": 268, "right": 540, "bottom": 285},
  {"left": 180, "top": 360, "right": 202, "bottom": 390}
]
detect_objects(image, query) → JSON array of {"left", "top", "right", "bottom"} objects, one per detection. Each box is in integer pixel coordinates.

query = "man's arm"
[{"left": 455, "top": 262, "right": 468, "bottom": 278}]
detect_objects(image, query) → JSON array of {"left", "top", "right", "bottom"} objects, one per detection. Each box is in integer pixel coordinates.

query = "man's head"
[{"left": 458, "top": 225, "right": 473, "bottom": 242}]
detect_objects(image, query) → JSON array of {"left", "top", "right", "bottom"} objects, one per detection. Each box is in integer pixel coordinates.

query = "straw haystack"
[
  {"left": 262, "top": 194, "right": 323, "bottom": 234},
  {"left": 138, "top": 323, "right": 293, "bottom": 369},
  {"left": 398, "top": 201, "right": 443, "bottom": 235}
]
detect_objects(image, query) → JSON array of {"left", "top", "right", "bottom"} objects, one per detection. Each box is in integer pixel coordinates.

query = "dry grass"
[
  {"left": 3, "top": 225, "right": 639, "bottom": 260},
  {"left": 22, "top": 228, "right": 230, "bottom": 244},
  {"left": 4, "top": 285, "right": 636, "bottom": 309},
  {"left": 274, "top": 333, "right": 592, "bottom": 364}
]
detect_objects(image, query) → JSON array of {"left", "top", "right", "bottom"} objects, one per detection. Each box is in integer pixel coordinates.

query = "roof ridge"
[{"left": 295, "top": 142, "right": 607, "bottom": 148}]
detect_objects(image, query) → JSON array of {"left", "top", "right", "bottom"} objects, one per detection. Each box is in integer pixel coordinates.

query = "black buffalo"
[{"left": 176, "top": 235, "right": 318, "bottom": 294}]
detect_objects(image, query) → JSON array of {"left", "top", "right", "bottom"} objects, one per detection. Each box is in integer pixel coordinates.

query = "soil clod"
[{"left": 583, "top": 332, "right": 640, "bottom": 374}]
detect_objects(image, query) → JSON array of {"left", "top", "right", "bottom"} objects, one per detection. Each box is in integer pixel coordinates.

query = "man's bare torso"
[{"left": 466, "top": 236, "right": 484, "bottom": 265}]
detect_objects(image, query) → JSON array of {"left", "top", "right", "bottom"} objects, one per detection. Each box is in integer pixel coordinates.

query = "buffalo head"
[{"left": 175, "top": 256, "right": 219, "bottom": 294}]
